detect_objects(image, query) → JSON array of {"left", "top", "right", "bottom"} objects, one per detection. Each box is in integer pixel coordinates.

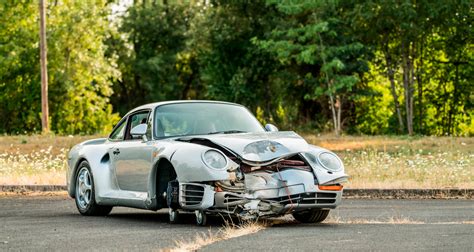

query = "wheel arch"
[
  {"left": 149, "top": 158, "right": 177, "bottom": 209},
  {"left": 68, "top": 157, "right": 89, "bottom": 198}
]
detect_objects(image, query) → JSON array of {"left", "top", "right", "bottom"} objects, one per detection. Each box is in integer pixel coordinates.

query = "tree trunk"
[
  {"left": 39, "top": 0, "right": 49, "bottom": 133},
  {"left": 416, "top": 37, "right": 424, "bottom": 133},
  {"left": 383, "top": 41, "right": 404, "bottom": 133},
  {"left": 448, "top": 64, "right": 460, "bottom": 135},
  {"left": 265, "top": 84, "right": 272, "bottom": 120},
  {"left": 318, "top": 35, "right": 340, "bottom": 136},
  {"left": 409, "top": 41, "right": 415, "bottom": 135},
  {"left": 401, "top": 40, "right": 415, "bottom": 135},
  {"left": 180, "top": 63, "right": 196, "bottom": 100},
  {"left": 336, "top": 95, "right": 342, "bottom": 135},
  {"left": 328, "top": 92, "right": 339, "bottom": 136}
]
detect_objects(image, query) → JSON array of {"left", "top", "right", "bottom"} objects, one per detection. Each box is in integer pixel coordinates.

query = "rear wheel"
[
  {"left": 75, "top": 161, "right": 113, "bottom": 216},
  {"left": 292, "top": 209, "right": 329, "bottom": 223}
]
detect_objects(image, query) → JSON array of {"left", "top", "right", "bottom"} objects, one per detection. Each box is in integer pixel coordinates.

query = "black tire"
[
  {"left": 195, "top": 210, "right": 208, "bottom": 226},
  {"left": 74, "top": 161, "right": 113, "bottom": 216},
  {"left": 156, "top": 161, "right": 177, "bottom": 209},
  {"left": 292, "top": 209, "right": 329, "bottom": 223},
  {"left": 169, "top": 208, "right": 180, "bottom": 224}
]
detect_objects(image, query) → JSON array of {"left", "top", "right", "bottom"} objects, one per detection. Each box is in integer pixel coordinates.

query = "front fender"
[
  {"left": 67, "top": 140, "right": 116, "bottom": 201},
  {"left": 67, "top": 144, "right": 82, "bottom": 197},
  {"left": 169, "top": 144, "right": 232, "bottom": 182},
  {"left": 304, "top": 145, "right": 348, "bottom": 185}
]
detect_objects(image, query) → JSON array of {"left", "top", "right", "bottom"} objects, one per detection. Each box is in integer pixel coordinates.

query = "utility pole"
[{"left": 39, "top": 0, "right": 49, "bottom": 133}]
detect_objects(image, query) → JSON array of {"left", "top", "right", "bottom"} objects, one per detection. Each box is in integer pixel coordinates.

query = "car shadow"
[{"left": 105, "top": 210, "right": 234, "bottom": 227}]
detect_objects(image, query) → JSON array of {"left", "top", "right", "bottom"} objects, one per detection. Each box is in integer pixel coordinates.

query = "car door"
[{"left": 110, "top": 110, "right": 153, "bottom": 192}]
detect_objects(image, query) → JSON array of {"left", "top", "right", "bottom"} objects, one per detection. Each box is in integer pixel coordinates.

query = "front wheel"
[
  {"left": 75, "top": 161, "right": 113, "bottom": 216},
  {"left": 195, "top": 210, "right": 208, "bottom": 226},
  {"left": 169, "top": 208, "right": 180, "bottom": 224},
  {"left": 292, "top": 209, "right": 329, "bottom": 223}
]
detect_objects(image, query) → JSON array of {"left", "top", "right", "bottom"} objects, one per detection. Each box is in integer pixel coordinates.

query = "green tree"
[
  {"left": 195, "top": 1, "right": 282, "bottom": 120},
  {"left": 48, "top": 0, "right": 119, "bottom": 134},
  {"left": 255, "top": 0, "right": 367, "bottom": 135},
  {"left": 0, "top": 0, "right": 119, "bottom": 134},
  {"left": 108, "top": 3, "right": 200, "bottom": 115},
  {"left": 0, "top": 2, "right": 41, "bottom": 133},
  {"left": 350, "top": 0, "right": 473, "bottom": 135}
]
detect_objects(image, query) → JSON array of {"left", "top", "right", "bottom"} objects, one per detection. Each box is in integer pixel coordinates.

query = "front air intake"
[{"left": 180, "top": 184, "right": 205, "bottom": 206}]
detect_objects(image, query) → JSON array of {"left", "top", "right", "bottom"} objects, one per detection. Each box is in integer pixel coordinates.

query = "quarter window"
[{"left": 109, "top": 119, "right": 126, "bottom": 141}]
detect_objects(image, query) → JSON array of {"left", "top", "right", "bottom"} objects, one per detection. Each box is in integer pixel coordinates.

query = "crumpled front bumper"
[
  {"left": 178, "top": 169, "right": 342, "bottom": 218},
  {"left": 213, "top": 189, "right": 342, "bottom": 217}
]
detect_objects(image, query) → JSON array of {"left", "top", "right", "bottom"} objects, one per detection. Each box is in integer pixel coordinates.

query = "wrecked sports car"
[{"left": 67, "top": 101, "right": 348, "bottom": 225}]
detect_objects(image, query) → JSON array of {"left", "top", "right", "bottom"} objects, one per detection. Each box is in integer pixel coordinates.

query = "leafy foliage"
[
  {"left": 107, "top": 4, "right": 197, "bottom": 115},
  {"left": 0, "top": 0, "right": 472, "bottom": 136},
  {"left": 253, "top": 0, "right": 368, "bottom": 134},
  {"left": 0, "top": 2, "right": 41, "bottom": 132},
  {"left": 0, "top": 1, "right": 118, "bottom": 134},
  {"left": 348, "top": 0, "right": 473, "bottom": 135},
  {"left": 194, "top": 1, "right": 282, "bottom": 118}
]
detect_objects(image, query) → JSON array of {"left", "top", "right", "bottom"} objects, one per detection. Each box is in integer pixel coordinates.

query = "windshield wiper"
[{"left": 208, "top": 130, "right": 247, "bottom": 135}]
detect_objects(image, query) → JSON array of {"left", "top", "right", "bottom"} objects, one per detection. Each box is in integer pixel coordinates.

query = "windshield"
[{"left": 154, "top": 102, "right": 265, "bottom": 138}]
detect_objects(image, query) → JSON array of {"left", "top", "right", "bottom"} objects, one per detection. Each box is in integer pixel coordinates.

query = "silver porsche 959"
[{"left": 67, "top": 101, "right": 348, "bottom": 225}]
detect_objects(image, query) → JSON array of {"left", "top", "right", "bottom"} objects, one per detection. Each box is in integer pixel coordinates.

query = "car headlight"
[
  {"left": 317, "top": 152, "right": 343, "bottom": 172},
  {"left": 202, "top": 150, "right": 227, "bottom": 169}
]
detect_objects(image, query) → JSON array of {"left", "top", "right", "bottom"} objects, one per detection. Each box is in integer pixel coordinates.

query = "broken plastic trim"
[
  {"left": 239, "top": 152, "right": 302, "bottom": 166},
  {"left": 320, "top": 176, "right": 349, "bottom": 185}
]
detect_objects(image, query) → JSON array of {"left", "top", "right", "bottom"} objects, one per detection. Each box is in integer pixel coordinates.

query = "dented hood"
[{"left": 196, "top": 131, "right": 309, "bottom": 162}]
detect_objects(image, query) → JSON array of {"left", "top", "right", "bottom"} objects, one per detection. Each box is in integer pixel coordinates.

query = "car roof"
[{"left": 126, "top": 100, "right": 243, "bottom": 116}]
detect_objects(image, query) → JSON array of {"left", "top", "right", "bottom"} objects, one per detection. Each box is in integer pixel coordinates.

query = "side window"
[
  {"left": 125, "top": 111, "right": 150, "bottom": 140},
  {"left": 109, "top": 119, "right": 127, "bottom": 141}
]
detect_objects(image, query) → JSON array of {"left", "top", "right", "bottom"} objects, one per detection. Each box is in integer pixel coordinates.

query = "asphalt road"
[
  {"left": 0, "top": 195, "right": 472, "bottom": 251},
  {"left": 204, "top": 199, "right": 474, "bottom": 251}
]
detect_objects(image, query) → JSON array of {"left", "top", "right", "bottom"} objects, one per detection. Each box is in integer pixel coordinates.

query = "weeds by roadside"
[
  {"left": 0, "top": 147, "right": 67, "bottom": 185},
  {"left": 341, "top": 148, "right": 473, "bottom": 188},
  {"left": 305, "top": 135, "right": 473, "bottom": 189},
  {"left": 165, "top": 220, "right": 266, "bottom": 252},
  {"left": 0, "top": 134, "right": 472, "bottom": 188},
  {"left": 0, "top": 135, "right": 97, "bottom": 185}
]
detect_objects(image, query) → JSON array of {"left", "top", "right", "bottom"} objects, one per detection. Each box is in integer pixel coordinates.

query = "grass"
[
  {"left": 0, "top": 134, "right": 472, "bottom": 188},
  {"left": 0, "top": 191, "right": 69, "bottom": 197},
  {"left": 0, "top": 135, "right": 98, "bottom": 185},
  {"left": 164, "top": 220, "right": 266, "bottom": 252},
  {"left": 304, "top": 134, "right": 473, "bottom": 189}
]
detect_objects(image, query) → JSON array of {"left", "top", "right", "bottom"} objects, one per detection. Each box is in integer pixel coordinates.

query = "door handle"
[{"left": 113, "top": 149, "right": 120, "bottom": 155}]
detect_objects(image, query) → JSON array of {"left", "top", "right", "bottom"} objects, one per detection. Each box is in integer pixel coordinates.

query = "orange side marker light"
[{"left": 318, "top": 184, "right": 343, "bottom": 191}]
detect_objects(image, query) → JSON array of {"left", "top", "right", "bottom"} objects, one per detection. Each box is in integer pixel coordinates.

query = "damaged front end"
[{"left": 170, "top": 137, "right": 347, "bottom": 222}]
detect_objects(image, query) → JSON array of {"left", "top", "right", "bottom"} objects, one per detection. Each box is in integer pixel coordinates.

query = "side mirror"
[
  {"left": 130, "top": 124, "right": 148, "bottom": 140},
  {"left": 265, "top": 123, "right": 278, "bottom": 132}
]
